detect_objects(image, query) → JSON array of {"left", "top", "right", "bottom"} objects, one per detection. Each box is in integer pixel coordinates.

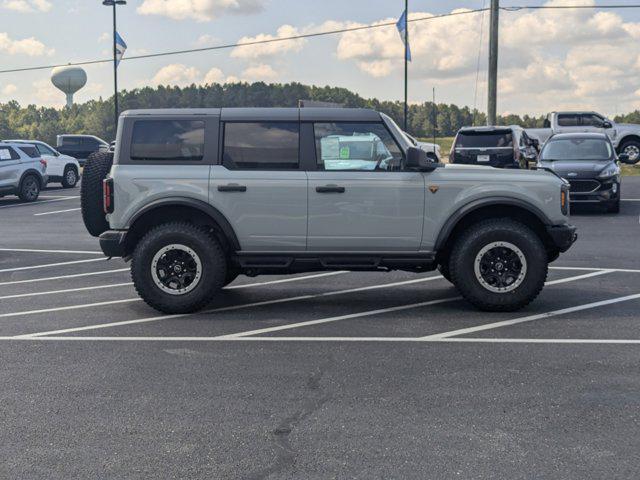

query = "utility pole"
[
  {"left": 487, "top": 0, "right": 499, "bottom": 126},
  {"left": 404, "top": 0, "right": 409, "bottom": 132}
]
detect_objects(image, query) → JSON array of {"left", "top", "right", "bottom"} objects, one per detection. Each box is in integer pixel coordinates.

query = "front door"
[
  {"left": 307, "top": 121, "right": 425, "bottom": 251},
  {"left": 210, "top": 119, "right": 308, "bottom": 251}
]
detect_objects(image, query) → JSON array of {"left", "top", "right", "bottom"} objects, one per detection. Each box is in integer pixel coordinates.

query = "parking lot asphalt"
[{"left": 1, "top": 178, "right": 640, "bottom": 479}]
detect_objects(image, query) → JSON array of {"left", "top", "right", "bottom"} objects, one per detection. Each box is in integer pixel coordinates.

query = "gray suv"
[
  {"left": 0, "top": 142, "right": 47, "bottom": 202},
  {"left": 81, "top": 108, "right": 576, "bottom": 314}
]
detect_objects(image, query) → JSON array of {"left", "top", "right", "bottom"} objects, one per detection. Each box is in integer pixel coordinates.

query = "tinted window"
[
  {"left": 131, "top": 120, "right": 205, "bottom": 162},
  {"left": 314, "top": 123, "right": 403, "bottom": 171},
  {"left": 18, "top": 146, "right": 40, "bottom": 158},
  {"left": 557, "top": 114, "right": 578, "bottom": 127},
  {"left": 455, "top": 131, "right": 513, "bottom": 149},
  {"left": 580, "top": 114, "right": 605, "bottom": 127},
  {"left": 62, "top": 137, "right": 82, "bottom": 146},
  {"left": 0, "top": 147, "right": 19, "bottom": 161},
  {"left": 541, "top": 138, "right": 613, "bottom": 161},
  {"left": 223, "top": 122, "right": 299, "bottom": 170}
]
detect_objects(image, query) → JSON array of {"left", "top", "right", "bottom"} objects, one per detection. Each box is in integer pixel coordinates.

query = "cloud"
[
  {"left": 195, "top": 34, "right": 218, "bottom": 47},
  {"left": 1, "top": 84, "right": 17, "bottom": 95},
  {"left": 98, "top": 32, "right": 110, "bottom": 43},
  {"left": 137, "top": 0, "right": 264, "bottom": 22},
  {"left": 203, "top": 67, "right": 225, "bottom": 84},
  {"left": 2, "top": 0, "right": 51, "bottom": 13},
  {"left": 151, "top": 64, "right": 202, "bottom": 87},
  {"left": 231, "top": 25, "right": 306, "bottom": 59},
  {"left": 0, "top": 32, "right": 53, "bottom": 56},
  {"left": 241, "top": 64, "right": 278, "bottom": 81}
]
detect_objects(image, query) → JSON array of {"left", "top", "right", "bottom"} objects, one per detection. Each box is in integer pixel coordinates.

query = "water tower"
[{"left": 51, "top": 66, "right": 87, "bottom": 107}]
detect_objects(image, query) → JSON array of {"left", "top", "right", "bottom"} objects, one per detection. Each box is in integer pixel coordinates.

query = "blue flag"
[
  {"left": 396, "top": 9, "right": 412, "bottom": 62},
  {"left": 115, "top": 31, "right": 127, "bottom": 67}
]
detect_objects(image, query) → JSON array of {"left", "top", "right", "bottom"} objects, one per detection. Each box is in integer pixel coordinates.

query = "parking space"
[{"left": 1, "top": 178, "right": 640, "bottom": 478}]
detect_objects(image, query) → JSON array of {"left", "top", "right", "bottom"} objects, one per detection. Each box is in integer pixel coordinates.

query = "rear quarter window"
[
  {"left": 130, "top": 120, "right": 205, "bottom": 162},
  {"left": 18, "top": 146, "right": 40, "bottom": 158}
]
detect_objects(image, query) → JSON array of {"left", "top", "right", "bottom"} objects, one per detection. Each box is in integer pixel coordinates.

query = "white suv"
[{"left": 4, "top": 140, "right": 80, "bottom": 188}]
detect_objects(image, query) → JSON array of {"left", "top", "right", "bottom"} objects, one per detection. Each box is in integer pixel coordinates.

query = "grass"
[{"left": 622, "top": 164, "right": 640, "bottom": 176}]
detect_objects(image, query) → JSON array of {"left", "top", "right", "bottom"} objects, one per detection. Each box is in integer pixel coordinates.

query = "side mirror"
[
  {"left": 406, "top": 146, "right": 437, "bottom": 172},
  {"left": 602, "top": 121, "right": 613, "bottom": 129},
  {"left": 618, "top": 153, "right": 632, "bottom": 164}
]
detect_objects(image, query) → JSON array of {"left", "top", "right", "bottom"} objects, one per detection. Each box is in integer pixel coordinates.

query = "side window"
[
  {"left": 314, "top": 122, "right": 403, "bottom": 171},
  {"left": 557, "top": 114, "right": 578, "bottom": 127},
  {"left": 64, "top": 137, "right": 82, "bottom": 146},
  {"left": 131, "top": 120, "right": 205, "bottom": 162},
  {"left": 223, "top": 122, "right": 299, "bottom": 170},
  {"left": 18, "top": 146, "right": 40, "bottom": 158},
  {"left": 0, "top": 147, "right": 19, "bottom": 161},
  {"left": 36, "top": 144, "right": 56, "bottom": 156},
  {"left": 580, "top": 114, "right": 604, "bottom": 127}
]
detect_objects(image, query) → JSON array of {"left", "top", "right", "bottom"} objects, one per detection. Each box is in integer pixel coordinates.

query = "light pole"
[
  {"left": 103, "top": 0, "right": 126, "bottom": 133},
  {"left": 487, "top": 0, "right": 499, "bottom": 126}
]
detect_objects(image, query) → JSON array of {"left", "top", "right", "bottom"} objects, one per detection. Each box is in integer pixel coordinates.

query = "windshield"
[
  {"left": 455, "top": 131, "right": 513, "bottom": 149},
  {"left": 541, "top": 138, "right": 613, "bottom": 161}
]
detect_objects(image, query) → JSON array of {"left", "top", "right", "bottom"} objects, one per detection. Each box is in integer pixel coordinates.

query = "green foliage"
[{"left": 0, "top": 81, "right": 557, "bottom": 143}]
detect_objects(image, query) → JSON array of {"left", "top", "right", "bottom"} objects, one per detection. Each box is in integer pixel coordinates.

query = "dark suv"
[
  {"left": 450, "top": 126, "right": 539, "bottom": 169},
  {"left": 56, "top": 135, "right": 109, "bottom": 166}
]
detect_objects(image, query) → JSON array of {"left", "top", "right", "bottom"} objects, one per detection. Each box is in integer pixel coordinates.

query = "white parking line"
[
  {"left": 0, "top": 282, "right": 132, "bottom": 301},
  {"left": 18, "top": 276, "right": 444, "bottom": 338},
  {"left": 0, "top": 258, "right": 106, "bottom": 274},
  {"left": 34, "top": 207, "right": 81, "bottom": 216},
  {"left": 0, "top": 196, "right": 78, "bottom": 209},
  {"left": 423, "top": 292, "right": 640, "bottom": 340},
  {"left": 0, "top": 268, "right": 129, "bottom": 286},
  {"left": 621, "top": 199, "right": 640, "bottom": 202},
  {"left": 0, "top": 248, "right": 103, "bottom": 255},
  {"left": 544, "top": 269, "right": 614, "bottom": 285}
]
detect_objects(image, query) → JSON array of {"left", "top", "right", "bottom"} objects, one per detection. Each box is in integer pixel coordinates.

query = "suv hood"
[{"left": 538, "top": 160, "right": 612, "bottom": 179}]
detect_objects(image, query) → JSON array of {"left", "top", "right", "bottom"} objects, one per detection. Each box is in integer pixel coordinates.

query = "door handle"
[
  {"left": 218, "top": 184, "right": 247, "bottom": 192},
  {"left": 316, "top": 185, "right": 346, "bottom": 194}
]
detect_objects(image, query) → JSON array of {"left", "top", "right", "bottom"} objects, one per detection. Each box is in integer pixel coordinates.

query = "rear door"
[
  {"left": 554, "top": 113, "right": 581, "bottom": 134},
  {"left": 306, "top": 120, "right": 424, "bottom": 251},
  {"left": 0, "top": 146, "right": 22, "bottom": 189},
  {"left": 209, "top": 111, "right": 308, "bottom": 251}
]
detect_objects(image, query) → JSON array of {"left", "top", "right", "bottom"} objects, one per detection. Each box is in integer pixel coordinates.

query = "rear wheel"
[
  {"left": 450, "top": 218, "right": 548, "bottom": 312},
  {"left": 80, "top": 151, "right": 113, "bottom": 237},
  {"left": 62, "top": 165, "right": 79, "bottom": 188},
  {"left": 131, "top": 222, "right": 227, "bottom": 314},
  {"left": 620, "top": 140, "right": 640, "bottom": 165},
  {"left": 18, "top": 175, "right": 40, "bottom": 202}
]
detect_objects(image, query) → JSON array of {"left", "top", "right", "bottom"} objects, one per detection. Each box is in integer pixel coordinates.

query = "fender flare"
[
  {"left": 434, "top": 197, "right": 553, "bottom": 250},
  {"left": 18, "top": 169, "right": 44, "bottom": 188},
  {"left": 127, "top": 197, "right": 241, "bottom": 251}
]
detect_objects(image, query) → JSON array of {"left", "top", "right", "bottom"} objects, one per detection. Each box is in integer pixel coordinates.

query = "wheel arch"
[
  {"left": 435, "top": 198, "right": 555, "bottom": 265},
  {"left": 19, "top": 169, "right": 44, "bottom": 188},
  {"left": 616, "top": 134, "right": 640, "bottom": 152},
  {"left": 124, "top": 197, "right": 240, "bottom": 257}
]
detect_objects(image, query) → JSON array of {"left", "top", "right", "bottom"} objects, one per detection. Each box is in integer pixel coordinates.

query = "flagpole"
[
  {"left": 404, "top": 0, "right": 408, "bottom": 132},
  {"left": 112, "top": 2, "right": 119, "bottom": 133}
]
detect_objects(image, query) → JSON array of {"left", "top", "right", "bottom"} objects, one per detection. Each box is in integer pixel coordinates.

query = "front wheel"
[
  {"left": 62, "top": 165, "right": 79, "bottom": 188},
  {"left": 450, "top": 219, "right": 548, "bottom": 312},
  {"left": 620, "top": 140, "right": 640, "bottom": 165},
  {"left": 131, "top": 222, "right": 227, "bottom": 314}
]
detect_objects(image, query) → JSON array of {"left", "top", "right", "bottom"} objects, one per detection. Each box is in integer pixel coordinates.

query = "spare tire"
[{"left": 81, "top": 151, "right": 113, "bottom": 237}]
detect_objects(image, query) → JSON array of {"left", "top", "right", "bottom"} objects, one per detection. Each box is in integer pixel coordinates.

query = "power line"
[{"left": 2, "top": 3, "right": 640, "bottom": 76}]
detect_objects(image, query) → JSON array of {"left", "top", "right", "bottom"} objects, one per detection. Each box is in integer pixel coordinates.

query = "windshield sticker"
[{"left": 339, "top": 146, "right": 350, "bottom": 159}]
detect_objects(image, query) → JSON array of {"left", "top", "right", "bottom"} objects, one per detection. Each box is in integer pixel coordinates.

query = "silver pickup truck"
[
  {"left": 527, "top": 111, "right": 640, "bottom": 164},
  {"left": 80, "top": 108, "right": 576, "bottom": 315}
]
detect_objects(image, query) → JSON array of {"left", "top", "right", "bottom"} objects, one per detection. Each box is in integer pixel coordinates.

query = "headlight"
[{"left": 598, "top": 164, "right": 620, "bottom": 179}]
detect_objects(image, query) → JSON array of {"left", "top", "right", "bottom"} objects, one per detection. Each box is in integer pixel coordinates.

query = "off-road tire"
[
  {"left": 18, "top": 174, "right": 40, "bottom": 202},
  {"left": 62, "top": 165, "right": 79, "bottom": 188},
  {"left": 81, "top": 151, "right": 113, "bottom": 237},
  {"left": 131, "top": 222, "right": 227, "bottom": 314},
  {"left": 438, "top": 263, "right": 452, "bottom": 284},
  {"left": 449, "top": 218, "right": 548, "bottom": 312}
]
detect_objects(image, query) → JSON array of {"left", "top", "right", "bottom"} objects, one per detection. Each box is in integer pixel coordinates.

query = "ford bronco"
[{"left": 80, "top": 108, "right": 576, "bottom": 314}]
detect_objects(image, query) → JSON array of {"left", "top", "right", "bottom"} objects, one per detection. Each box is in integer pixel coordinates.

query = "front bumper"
[
  {"left": 546, "top": 224, "right": 578, "bottom": 253},
  {"left": 99, "top": 230, "right": 127, "bottom": 257},
  {"left": 569, "top": 179, "right": 619, "bottom": 204}
]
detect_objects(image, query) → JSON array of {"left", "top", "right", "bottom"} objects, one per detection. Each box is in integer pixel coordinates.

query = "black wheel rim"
[
  {"left": 474, "top": 241, "right": 527, "bottom": 293},
  {"left": 24, "top": 179, "right": 38, "bottom": 200},
  {"left": 151, "top": 244, "right": 202, "bottom": 295}
]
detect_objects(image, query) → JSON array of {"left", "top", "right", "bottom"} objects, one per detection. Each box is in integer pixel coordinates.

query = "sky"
[{"left": 1, "top": 0, "right": 640, "bottom": 117}]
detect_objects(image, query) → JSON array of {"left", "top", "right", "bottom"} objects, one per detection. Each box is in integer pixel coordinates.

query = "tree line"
[{"left": 0, "top": 81, "right": 633, "bottom": 144}]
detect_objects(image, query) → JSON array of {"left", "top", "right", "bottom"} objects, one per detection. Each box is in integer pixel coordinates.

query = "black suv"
[
  {"left": 56, "top": 135, "right": 109, "bottom": 166},
  {"left": 450, "top": 126, "right": 539, "bottom": 169}
]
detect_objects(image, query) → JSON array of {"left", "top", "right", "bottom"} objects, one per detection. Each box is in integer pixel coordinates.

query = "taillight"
[
  {"left": 40, "top": 159, "right": 47, "bottom": 168},
  {"left": 103, "top": 178, "right": 114, "bottom": 214}
]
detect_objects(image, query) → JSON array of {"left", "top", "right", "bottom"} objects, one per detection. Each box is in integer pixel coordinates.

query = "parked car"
[
  {"left": 537, "top": 132, "right": 635, "bottom": 213},
  {"left": 404, "top": 133, "right": 441, "bottom": 161},
  {"left": 449, "top": 125, "right": 539, "bottom": 169},
  {"left": 3, "top": 140, "right": 80, "bottom": 188},
  {"left": 56, "top": 134, "right": 109, "bottom": 166},
  {"left": 79, "top": 107, "right": 576, "bottom": 315},
  {"left": 0, "top": 142, "right": 47, "bottom": 202},
  {"left": 527, "top": 111, "right": 640, "bottom": 164}
]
